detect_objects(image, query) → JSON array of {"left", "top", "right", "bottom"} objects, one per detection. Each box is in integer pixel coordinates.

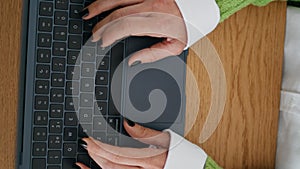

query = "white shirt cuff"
[
  {"left": 163, "top": 129, "right": 208, "bottom": 169},
  {"left": 174, "top": 0, "right": 220, "bottom": 48}
]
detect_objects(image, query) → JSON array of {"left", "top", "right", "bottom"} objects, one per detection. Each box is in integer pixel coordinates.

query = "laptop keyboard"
[{"left": 32, "top": 0, "right": 123, "bottom": 168}]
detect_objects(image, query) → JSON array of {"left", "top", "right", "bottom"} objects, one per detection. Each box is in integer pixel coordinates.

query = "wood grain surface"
[
  {"left": 185, "top": 2, "right": 286, "bottom": 169},
  {"left": 0, "top": 1, "right": 286, "bottom": 169},
  {"left": 0, "top": 0, "right": 23, "bottom": 169}
]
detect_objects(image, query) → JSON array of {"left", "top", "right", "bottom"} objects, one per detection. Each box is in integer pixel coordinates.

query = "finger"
[
  {"left": 83, "top": 0, "right": 143, "bottom": 20},
  {"left": 128, "top": 39, "right": 185, "bottom": 65},
  {"left": 75, "top": 162, "right": 90, "bottom": 169},
  {"left": 124, "top": 120, "right": 170, "bottom": 148},
  {"left": 91, "top": 5, "right": 144, "bottom": 42},
  {"left": 83, "top": 137, "right": 166, "bottom": 160},
  {"left": 97, "top": 13, "right": 186, "bottom": 49},
  {"left": 89, "top": 151, "right": 142, "bottom": 169}
]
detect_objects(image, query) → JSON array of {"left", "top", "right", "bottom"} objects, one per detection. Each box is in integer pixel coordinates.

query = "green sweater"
[
  {"left": 216, "top": 0, "right": 273, "bottom": 22},
  {"left": 204, "top": 0, "right": 300, "bottom": 168}
]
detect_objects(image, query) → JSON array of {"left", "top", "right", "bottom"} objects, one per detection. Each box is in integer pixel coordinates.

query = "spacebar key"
[
  {"left": 108, "top": 42, "right": 124, "bottom": 116},
  {"left": 110, "top": 42, "right": 124, "bottom": 74}
]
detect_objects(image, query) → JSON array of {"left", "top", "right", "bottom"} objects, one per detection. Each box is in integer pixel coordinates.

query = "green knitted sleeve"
[
  {"left": 216, "top": 0, "right": 273, "bottom": 22},
  {"left": 204, "top": 156, "right": 222, "bottom": 169}
]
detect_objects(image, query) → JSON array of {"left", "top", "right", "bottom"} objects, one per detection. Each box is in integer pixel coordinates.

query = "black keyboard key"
[
  {"left": 94, "top": 101, "right": 107, "bottom": 115},
  {"left": 81, "top": 63, "right": 95, "bottom": 77},
  {"left": 69, "top": 20, "right": 82, "bottom": 34},
  {"left": 110, "top": 43, "right": 124, "bottom": 71},
  {"left": 84, "top": 18, "right": 97, "bottom": 32},
  {"left": 70, "top": 0, "right": 84, "bottom": 3},
  {"left": 38, "top": 17, "right": 53, "bottom": 32},
  {"left": 82, "top": 47, "right": 95, "bottom": 62},
  {"left": 38, "top": 33, "right": 52, "bottom": 47},
  {"left": 50, "top": 104, "right": 63, "bottom": 118},
  {"left": 107, "top": 117, "right": 120, "bottom": 133},
  {"left": 51, "top": 73, "right": 65, "bottom": 87},
  {"left": 39, "top": 2, "right": 53, "bottom": 16},
  {"left": 92, "top": 131, "right": 106, "bottom": 142},
  {"left": 108, "top": 97, "right": 120, "bottom": 116},
  {"left": 67, "top": 66, "right": 80, "bottom": 80},
  {"left": 49, "top": 119, "right": 63, "bottom": 133},
  {"left": 77, "top": 154, "right": 90, "bottom": 167},
  {"left": 97, "top": 46, "right": 110, "bottom": 55},
  {"left": 33, "top": 142, "right": 47, "bottom": 156},
  {"left": 35, "top": 80, "right": 50, "bottom": 94},
  {"left": 33, "top": 127, "right": 47, "bottom": 141},
  {"left": 54, "top": 26, "right": 67, "bottom": 41},
  {"left": 80, "top": 78, "right": 94, "bottom": 92},
  {"left": 62, "top": 158, "right": 77, "bottom": 169},
  {"left": 37, "top": 49, "right": 51, "bottom": 63},
  {"left": 49, "top": 135, "right": 62, "bottom": 149},
  {"left": 36, "top": 64, "right": 50, "bottom": 79},
  {"left": 107, "top": 135, "right": 119, "bottom": 146},
  {"left": 48, "top": 166, "right": 61, "bottom": 169},
  {"left": 95, "top": 71, "right": 108, "bottom": 85},
  {"left": 53, "top": 42, "right": 67, "bottom": 56},
  {"left": 64, "top": 127, "right": 77, "bottom": 141},
  {"left": 67, "top": 51, "right": 80, "bottom": 65},
  {"left": 79, "top": 109, "right": 92, "bottom": 123},
  {"left": 34, "top": 111, "right": 48, "bottom": 125},
  {"left": 63, "top": 143, "right": 77, "bottom": 156},
  {"left": 55, "top": 11, "right": 68, "bottom": 25},
  {"left": 66, "top": 81, "right": 79, "bottom": 95},
  {"left": 95, "top": 86, "right": 108, "bottom": 100},
  {"left": 35, "top": 96, "right": 49, "bottom": 110},
  {"left": 48, "top": 150, "right": 61, "bottom": 164},
  {"left": 93, "top": 117, "right": 106, "bottom": 131},
  {"left": 78, "top": 124, "right": 92, "bottom": 137},
  {"left": 65, "top": 97, "right": 79, "bottom": 111},
  {"left": 68, "top": 35, "right": 82, "bottom": 49},
  {"left": 70, "top": 5, "right": 83, "bottom": 19},
  {"left": 32, "top": 158, "right": 46, "bottom": 169},
  {"left": 80, "top": 93, "right": 93, "bottom": 107},
  {"left": 96, "top": 56, "right": 109, "bottom": 70},
  {"left": 65, "top": 112, "right": 78, "bottom": 126},
  {"left": 50, "top": 88, "right": 64, "bottom": 103},
  {"left": 55, "top": 0, "right": 69, "bottom": 10},
  {"left": 52, "top": 57, "right": 65, "bottom": 72},
  {"left": 83, "top": 32, "right": 95, "bottom": 46}
]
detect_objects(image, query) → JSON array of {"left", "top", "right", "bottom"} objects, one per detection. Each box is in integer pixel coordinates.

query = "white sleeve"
[
  {"left": 163, "top": 129, "right": 208, "bottom": 169},
  {"left": 174, "top": 0, "right": 220, "bottom": 48}
]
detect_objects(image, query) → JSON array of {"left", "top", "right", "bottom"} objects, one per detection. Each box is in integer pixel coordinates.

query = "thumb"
[
  {"left": 124, "top": 119, "right": 170, "bottom": 148},
  {"left": 128, "top": 39, "right": 185, "bottom": 66}
]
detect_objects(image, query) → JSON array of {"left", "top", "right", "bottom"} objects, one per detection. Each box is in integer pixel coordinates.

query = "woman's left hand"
[{"left": 76, "top": 120, "right": 170, "bottom": 169}]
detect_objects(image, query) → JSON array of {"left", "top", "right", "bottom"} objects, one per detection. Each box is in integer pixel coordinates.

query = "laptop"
[{"left": 17, "top": 0, "right": 188, "bottom": 168}]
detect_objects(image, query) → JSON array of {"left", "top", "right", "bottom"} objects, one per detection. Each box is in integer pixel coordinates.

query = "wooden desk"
[{"left": 0, "top": 1, "right": 286, "bottom": 169}]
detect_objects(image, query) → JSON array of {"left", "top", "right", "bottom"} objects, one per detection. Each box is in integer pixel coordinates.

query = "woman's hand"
[
  {"left": 76, "top": 120, "right": 170, "bottom": 169},
  {"left": 82, "top": 0, "right": 187, "bottom": 65}
]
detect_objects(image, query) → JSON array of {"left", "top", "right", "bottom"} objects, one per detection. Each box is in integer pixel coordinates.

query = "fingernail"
[
  {"left": 130, "top": 60, "right": 141, "bottom": 67},
  {"left": 79, "top": 8, "right": 89, "bottom": 18},
  {"left": 80, "top": 139, "right": 88, "bottom": 149},
  {"left": 80, "top": 143, "right": 87, "bottom": 149},
  {"left": 125, "top": 118, "right": 135, "bottom": 127}
]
